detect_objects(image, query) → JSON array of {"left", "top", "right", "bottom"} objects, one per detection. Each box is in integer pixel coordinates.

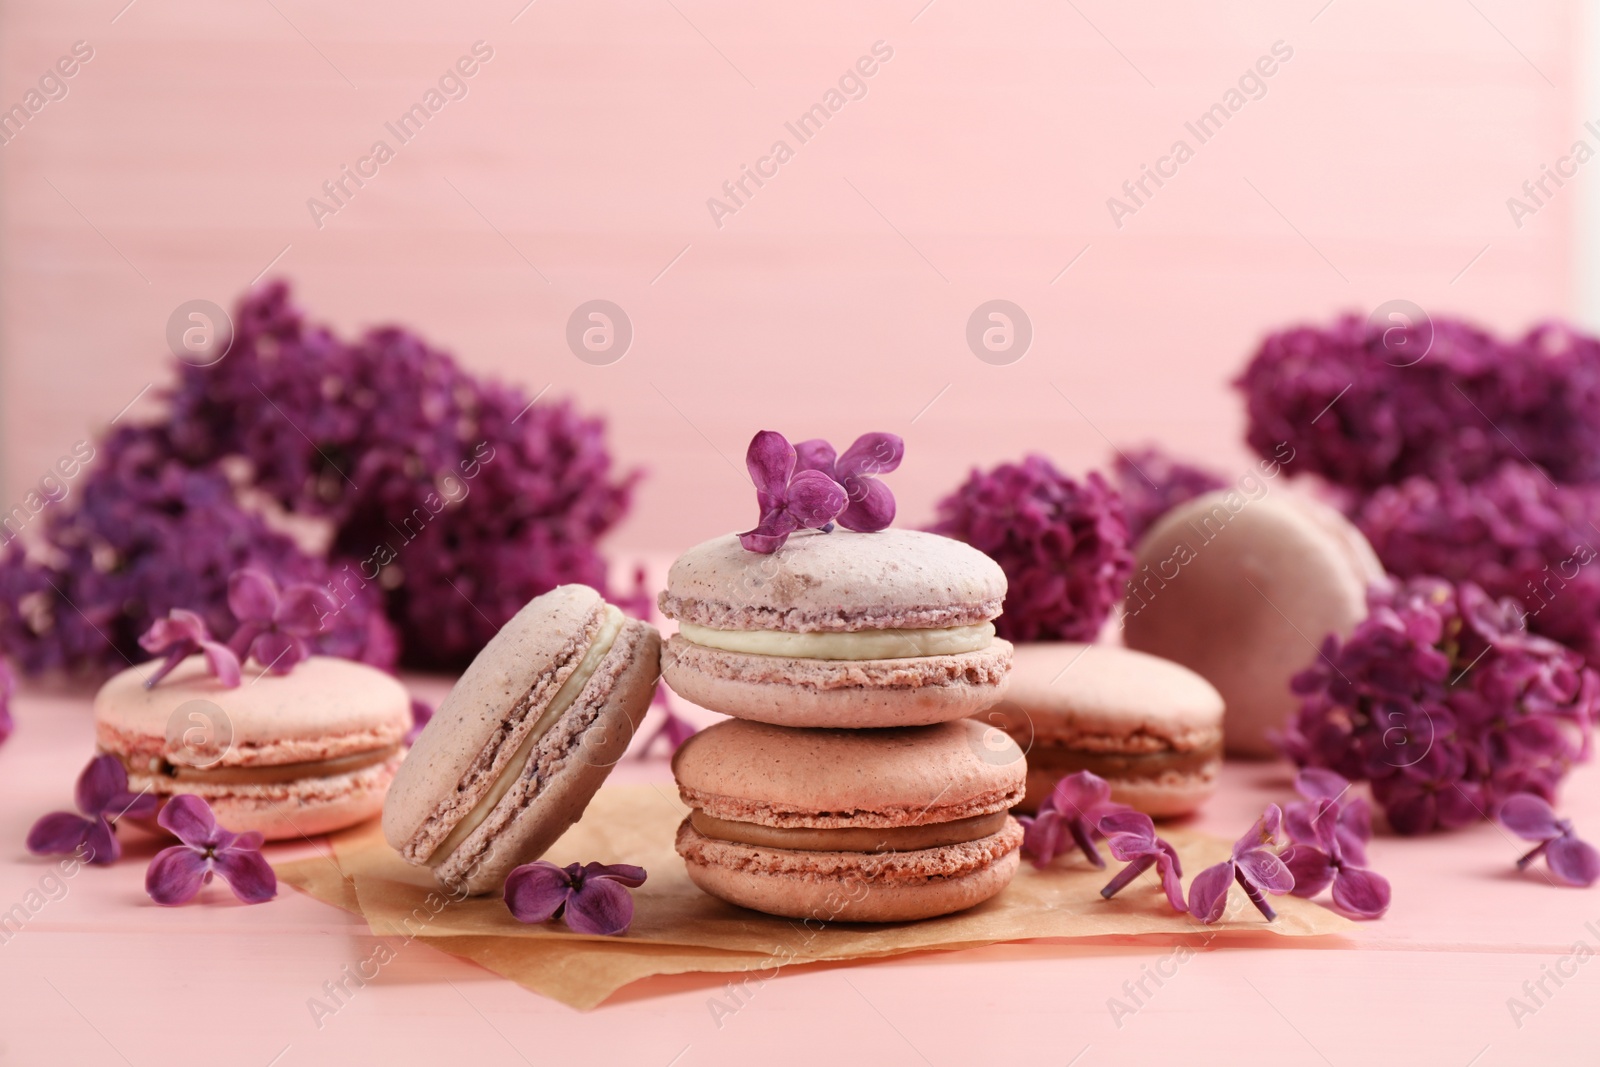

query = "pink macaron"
[
  {"left": 94, "top": 654, "right": 412, "bottom": 841},
  {"left": 1123, "top": 489, "right": 1384, "bottom": 757},
  {"left": 659, "top": 528, "right": 1013, "bottom": 728},
  {"left": 983, "top": 642, "right": 1224, "bottom": 817},
  {"left": 384, "top": 585, "right": 661, "bottom": 895},
  {"left": 673, "top": 717, "right": 1025, "bottom": 921}
]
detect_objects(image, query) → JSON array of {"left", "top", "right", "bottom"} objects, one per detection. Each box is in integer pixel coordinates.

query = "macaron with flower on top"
[
  {"left": 94, "top": 570, "right": 413, "bottom": 841},
  {"left": 660, "top": 430, "right": 1013, "bottom": 728}
]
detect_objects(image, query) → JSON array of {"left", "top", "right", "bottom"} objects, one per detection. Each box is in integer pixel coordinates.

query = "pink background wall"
[{"left": 0, "top": 0, "right": 1578, "bottom": 551}]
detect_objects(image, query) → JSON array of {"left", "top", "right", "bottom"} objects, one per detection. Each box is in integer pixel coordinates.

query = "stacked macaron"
[{"left": 660, "top": 528, "right": 1025, "bottom": 922}]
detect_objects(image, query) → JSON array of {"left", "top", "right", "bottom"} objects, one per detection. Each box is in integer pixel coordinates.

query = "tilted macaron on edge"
[{"left": 382, "top": 584, "right": 661, "bottom": 896}]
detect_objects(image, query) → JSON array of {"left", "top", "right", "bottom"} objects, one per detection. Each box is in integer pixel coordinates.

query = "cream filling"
[
  {"left": 690, "top": 810, "right": 1008, "bottom": 852},
  {"left": 677, "top": 620, "right": 994, "bottom": 660},
  {"left": 427, "top": 605, "right": 625, "bottom": 866}
]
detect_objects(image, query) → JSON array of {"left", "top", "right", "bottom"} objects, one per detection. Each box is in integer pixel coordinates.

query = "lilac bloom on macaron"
[
  {"left": 1499, "top": 794, "right": 1600, "bottom": 887},
  {"left": 138, "top": 609, "right": 241, "bottom": 689},
  {"left": 738, "top": 431, "right": 849, "bottom": 554},
  {"left": 227, "top": 568, "right": 337, "bottom": 674},
  {"left": 145, "top": 795, "right": 277, "bottom": 905},
  {"left": 27, "top": 754, "right": 159, "bottom": 866},
  {"left": 504, "top": 860, "right": 648, "bottom": 936},
  {"left": 796, "top": 433, "right": 904, "bottom": 533}
]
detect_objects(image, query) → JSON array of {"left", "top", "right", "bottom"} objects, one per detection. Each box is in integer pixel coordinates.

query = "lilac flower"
[
  {"left": 1097, "top": 810, "right": 1186, "bottom": 912},
  {"left": 738, "top": 431, "right": 848, "bottom": 553},
  {"left": 1017, "top": 771, "right": 1131, "bottom": 869},
  {"left": 226, "top": 568, "right": 335, "bottom": 673},
  {"left": 145, "top": 795, "right": 277, "bottom": 905},
  {"left": 0, "top": 658, "right": 14, "bottom": 747},
  {"left": 1282, "top": 797, "right": 1392, "bottom": 918},
  {"left": 0, "top": 282, "right": 636, "bottom": 678},
  {"left": 1282, "top": 771, "right": 1390, "bottom": 919},
  {"left": 1235, "top": 315, "right": 1600, "bottom": 491},
  {"left": 931, "top": 455, "right": 1133, "bottom": 642},
  {"left": 1283, "top": 577, "right": 1597, "bottom": 835},
  {"left": 1284, "top": 767, "right": 1370, "bottom": 864},
  {"left": 638, "top": 687, "right": 697, "bottom": 757},
  {"left": 793, "top": 433, "right": 904, "bottom": 533},
  {"left": 1188, "top": 805, "right": 1296, "bottom": 923},
  {"left": 406, "top": 698, "right": 433, "bottom": 746},
  {"left": 1357, "top": 464, "right": 1600, "bottom": 663},
  {"left": 26, "top": 754, "right": 158, "bottom": 866},
  {"left": 1498, "top": 794, "right": 1600, "bottom": 887},
  {"left": 138, "top": 609, "right": 241, "bottom": 689},
  {"left": 0, "top": 425, "right": 397, "bottom": 680},
  {"left": 504, "top": 860, "right": 647, "bottom": 936},
  {"left": 1110, "top": 446, "right": 1227, "bottom": 543}
]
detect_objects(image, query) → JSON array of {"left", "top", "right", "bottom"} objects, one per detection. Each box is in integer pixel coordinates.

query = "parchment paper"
[{"left": 277, "top": 784, "right": 1353, "bottom": 1008}]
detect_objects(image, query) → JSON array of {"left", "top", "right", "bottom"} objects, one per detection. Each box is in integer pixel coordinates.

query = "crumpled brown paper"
[{"left": 277, "top": 784, "right": 1352, "bottom": 1009}]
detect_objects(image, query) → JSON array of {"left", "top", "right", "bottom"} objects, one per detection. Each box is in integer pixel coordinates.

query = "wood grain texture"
[{"left": 0, "top": 1, "right": 1579, "bottom": 550}]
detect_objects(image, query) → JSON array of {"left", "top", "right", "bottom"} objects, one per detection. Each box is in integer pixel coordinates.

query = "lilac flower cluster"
[
  {"left": 1110, "top": 446, "right": 1227, "bottom": 543},
  {"left": 0, "top": 282, "right": 636, "bottom": 675},
  {"left": 931, "top": 455, "right": 1133, "bottom": 642},
  {"left": 1235, "top": 316, "right": 1600, "bottom": 491},
  {"left": 1284, "top": 578, "right": 1597, "bottom": 835},
  {"left": 0, "top": 426, "right": 393, "bottom": 679},
  {"left": 1356, "top": 463, "right": 1600, "bottom": 662}
]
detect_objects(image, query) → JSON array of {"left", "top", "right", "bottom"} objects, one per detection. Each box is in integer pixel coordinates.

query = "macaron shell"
[
  {"left": 672, "top": 718, "right": 1025, "bottom": 829},
  {"left": 660, "top": 529, "right": 1006, "bottom": 633},
  {"left": 991, "top": 643, "right": 1224, "bottom": 751},
  {"left": 985, "top": 642, "right": 1222, "bottom": 818},
  {"left": 431, "top": 618, "right": 661, "bottom": 895},
  {"left": 95, "top": 655, "right": 411, "bottom": 768},
  {"left": 383, "top": 584, "right": 609, "bottom": 855},
  {"left": 128, "top": 756, "right": 402, "bottom": 840},
  {"left": 663, "top": 635, "right": 1012, "bottom": 728},
  {"left": 676, "top": 817, "right": 1022, "bottom": 922},
  {"left": 1123, "top": 490, "right": 1381, "bottom": 758}
]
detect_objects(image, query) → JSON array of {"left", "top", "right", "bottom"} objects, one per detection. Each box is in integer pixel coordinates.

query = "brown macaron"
[
  {"left": 672, "top": 718, "right": 1025, "bottom": 922},
  {"left": 1123, "top": 490, "right": 1383, "bottom": 757},
  {"left": 982, "top": 642, "right": 1224, "bottom": 817}
]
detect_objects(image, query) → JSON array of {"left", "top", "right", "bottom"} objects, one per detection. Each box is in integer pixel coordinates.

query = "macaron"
[
  {"left": 94, "top": 655, "right": 411, "bottom": 841},
  {"left": 384, "top": 585, "right": 660, "bottom": 895},
  {"left": 672, "top": 718, "right": 1025, "bottom": 922},
  {"left": 659, "top": 528, "right": 1012, "bottom": 728},
  {"left": 1123, "top": 489, "right": 1384, "bottom": 757},
  {"left": 983, "top": 643, "right": 1224, "bottom": 817}
]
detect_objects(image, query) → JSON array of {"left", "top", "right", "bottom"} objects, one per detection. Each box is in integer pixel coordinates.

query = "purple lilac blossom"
[
  {"left": 1110, "top": 446, "right": 1228, "bottom": 543},
  {"left": 1236, "top": 315, "right": 1600, "bottom": 492},
  {"left": 1356, "top": 463, "right": 1600, "bottom": 663},
  {"left": 931, "top": 455, "right": 1133, "bottom": 642},
  {"left": 1282, "top": 578, "right": 1597, "bottom": 835}
]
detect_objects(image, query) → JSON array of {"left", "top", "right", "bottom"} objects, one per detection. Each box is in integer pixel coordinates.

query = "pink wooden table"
[{"left": 3, "top": 672, "right": 1597, "bottom": 1066}]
